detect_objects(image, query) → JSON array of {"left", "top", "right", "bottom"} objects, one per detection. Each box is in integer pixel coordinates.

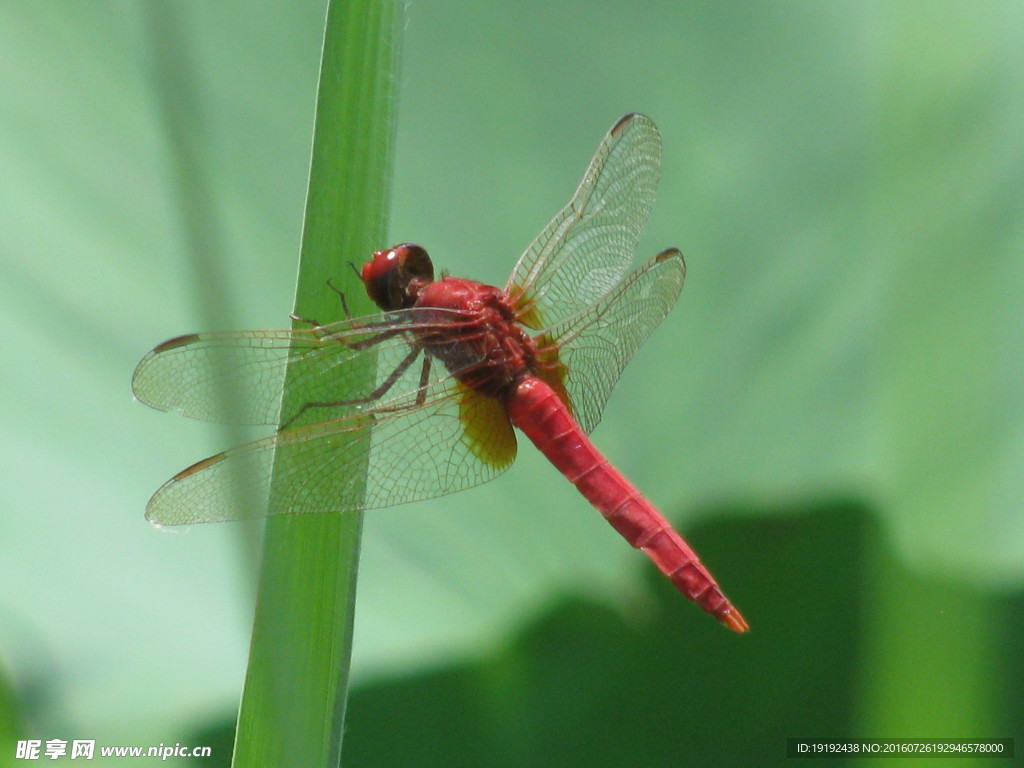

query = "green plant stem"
[{"left": 231, "top": 2, "right": 401, "bottom": 766}]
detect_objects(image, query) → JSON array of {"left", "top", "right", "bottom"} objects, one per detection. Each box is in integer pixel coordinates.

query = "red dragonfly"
[{"left": 133, "top": 114, "right": 747, "bottom": 632}]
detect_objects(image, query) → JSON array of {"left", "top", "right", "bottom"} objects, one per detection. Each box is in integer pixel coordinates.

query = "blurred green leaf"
[{"left": 346, "top": 504, "right": 871, "bottom": 767}]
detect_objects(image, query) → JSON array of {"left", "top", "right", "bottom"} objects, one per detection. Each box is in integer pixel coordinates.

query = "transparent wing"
[
  {"left": 505, "top": 113, "right": 661, "bottom": 329},
  {"left": 144, "top": 375, "right": 519, "bottom": 525},
  {"left": 132, "top": 308, "right": 469, "bottom": 426},
  {"left": 539, "top": 249, "right": 685, "bottom": 434}
]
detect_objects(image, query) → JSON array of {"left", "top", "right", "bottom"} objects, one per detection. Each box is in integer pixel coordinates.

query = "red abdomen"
[{"left": 506, "top": 376, "right": 748, "bottom": 632}]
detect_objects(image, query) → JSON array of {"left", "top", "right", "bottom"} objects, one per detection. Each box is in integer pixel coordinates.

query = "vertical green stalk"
[{"left": 232, "top": 2, "right": 401, "bottom": 766}]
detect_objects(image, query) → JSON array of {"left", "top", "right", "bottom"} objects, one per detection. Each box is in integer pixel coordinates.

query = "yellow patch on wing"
[
  {"left": 534, "top": 335, "right": 575, "bottom": 420},
  {"left": 459, "top": 386, "right": 517, "bottom": 469},
  {"left": 509, "top": 285, "right": 544, "bottom": 330}
]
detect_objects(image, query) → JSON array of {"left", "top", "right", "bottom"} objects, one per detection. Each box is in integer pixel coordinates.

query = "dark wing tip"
[
  {"left": 171, "top": 451, "right": 228, "bottom": 481},
  {"left": 132, "top": 334, "right": 202, "bottom": 405},
  {"left": 611, "top": 112, "right": 656, "bottom": 137},
  {"left": 655, "top": 248, "right": 686, "bottom": 282},
  {"left": 611, "top": 113, "right": 637, "bottom": 136},
  {"left": 152, "top": 333, "right": 201, "bottom": 354},
  {"left": 144, "top": 451, "right": 230, "bottom": 526}
]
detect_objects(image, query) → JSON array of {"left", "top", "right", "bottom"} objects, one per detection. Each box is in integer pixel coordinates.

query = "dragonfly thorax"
[{"left": 414, "top": 276, "right": 540, "bottom": 401}]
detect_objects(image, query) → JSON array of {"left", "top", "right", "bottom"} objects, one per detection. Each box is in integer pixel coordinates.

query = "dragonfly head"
[{"left": 361, "top": 243, "right": 435, "bottom": 311}]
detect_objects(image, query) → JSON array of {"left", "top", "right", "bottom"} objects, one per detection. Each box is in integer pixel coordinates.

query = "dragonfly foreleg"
[
  {"left": 288, "top": 276, "right": 361, "bottom": 330},
  {"left": 289, "top": 311, "right": 322, "bottom": 328},
  {"left": 325, "top": 277, "right": 356, "bottom": 320}
]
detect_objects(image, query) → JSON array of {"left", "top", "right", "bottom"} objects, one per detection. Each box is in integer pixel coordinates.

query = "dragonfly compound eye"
[
  {"left": 362, "top": 244, "right": 436, "bottom": 311},
  {"left": 394, "top": 243, "right": 434, "bottom": 282}
]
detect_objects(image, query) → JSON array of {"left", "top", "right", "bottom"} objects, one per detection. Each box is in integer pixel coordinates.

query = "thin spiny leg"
[{"left": 279, "top": 344, "right": 423, "bottom": 430}]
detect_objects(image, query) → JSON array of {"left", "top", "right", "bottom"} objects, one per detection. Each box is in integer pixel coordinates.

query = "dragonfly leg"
[
  {"left": 326, "top": 277, "right": 356, "bottom": 320},
  {"left": 348, "top": 356, "right": 435, "bottom": 417},
  {"left": 279, "top": 344, "right": 424, "bottom": 430},
  {"left": 288, "top": 272, "right": 371, "bottom": 329},
  {"left": 416, "top": 354, "right": 431, "bottom": 407},
  {"left": 289, "top": 311, "right": 323, "bottom": 328},
  {"left": 288, "top": 277, "right": 357, "bottom": 330}
]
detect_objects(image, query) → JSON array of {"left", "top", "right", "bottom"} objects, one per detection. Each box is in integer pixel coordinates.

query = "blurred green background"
[{"left": 1, "top": 1, "right": 1022, "bottom": 766}]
